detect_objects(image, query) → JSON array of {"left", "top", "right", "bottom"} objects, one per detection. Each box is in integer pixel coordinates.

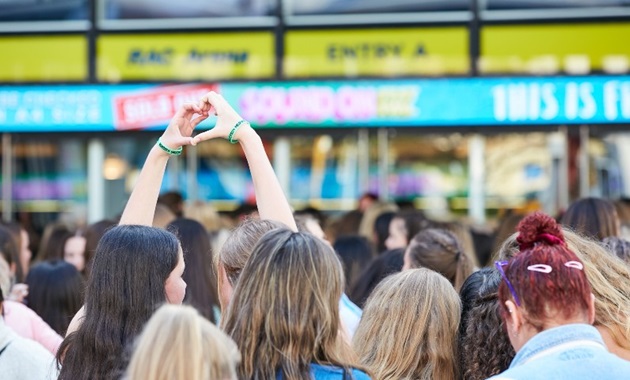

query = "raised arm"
[
  {"left": 194, "top": 92, "right": 298, "bottom": 232},
  {"left": 119, "top": 104, "right": 208, "bottom": 226}
]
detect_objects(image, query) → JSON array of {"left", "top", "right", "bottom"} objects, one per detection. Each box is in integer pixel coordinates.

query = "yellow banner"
[
  {"left": 481, "top": 23, "right": 630, "bottom": 73},
  {"left": 0, "top": 36, "right": 87, "bottom": 81},
  {"left": 98, "top": 33, "right": 275, "bottom": 81},
  {"left": 284, "top": 28, "right": 469, "bottom": 77}
]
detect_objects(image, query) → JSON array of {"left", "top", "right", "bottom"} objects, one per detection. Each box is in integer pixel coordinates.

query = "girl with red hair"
[{"left": 490, "top": 212, "right": 630, "bottom": 379}]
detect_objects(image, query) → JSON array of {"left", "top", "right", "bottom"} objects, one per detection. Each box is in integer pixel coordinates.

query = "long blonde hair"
[
  {"left": 494, "top": 228, "right": 630, "bottom": 351},
  {"left": 126, "top": 304, "right": 240, "bottom": 380},
  {"left": 352, "top": 268, "right": 461, "bottom": 380},
  {"left": 222, "top": 229, "right": 363, "bottom": 379}
]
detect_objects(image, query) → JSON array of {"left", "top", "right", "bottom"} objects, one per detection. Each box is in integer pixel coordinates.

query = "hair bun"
[{"left": 516, "top": 212, "right": 565, "bottom": 250}]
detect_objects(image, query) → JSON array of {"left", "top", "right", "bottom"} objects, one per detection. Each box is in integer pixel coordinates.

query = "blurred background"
[{"left": 1, "top": 0, "right": 630, "bottom": 232}]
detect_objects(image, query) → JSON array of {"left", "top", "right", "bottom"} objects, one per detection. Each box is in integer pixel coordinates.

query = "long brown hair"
[
  {"left": 352, "top": 268, "right": 460, "bottom": 380},
  {"left": 222, "top": 229, "right": 363, "bottom": 380},
  {"left": 405, "top": 228, "right": 473, "bottom": 291}
]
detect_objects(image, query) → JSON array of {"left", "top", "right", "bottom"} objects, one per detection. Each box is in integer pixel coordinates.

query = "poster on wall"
[
  {"left": 284, "top": 28, "right": 469, "bottom": 77},
  {"left": 97, "top": 32, "right": 275, "bottom": 81},
  {"left": 0, "top": 76, "right": 629, "bottom": 132}
]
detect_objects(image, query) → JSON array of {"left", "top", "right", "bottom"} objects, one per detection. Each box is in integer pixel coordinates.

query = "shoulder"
[
  {"left": 349, "top": 369, "right": 371, "bottom": 380},
  {"left": 0, "top": 332, "right": 58, "bottom": 379},
  {"left": 310, "top": 364, "right": 371, "bottom": 380}
]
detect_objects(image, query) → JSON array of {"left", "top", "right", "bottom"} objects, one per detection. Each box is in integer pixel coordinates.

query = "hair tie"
[{"left": 537, "top": 233, "right": 565, "bottom": 246}]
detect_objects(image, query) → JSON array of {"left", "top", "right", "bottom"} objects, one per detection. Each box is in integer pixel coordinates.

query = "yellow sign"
[
  {"left": 0, "top": 36, "right": 87, "bottom": 81},
  {"left": 481, "top": 23, "right": 630, "bottom": 73},
  {"left": 284, "top": 28, "right": 469, "bottom": 77},
  {"left": 98, "top": 33, "right": 275, "bottom": 81}
]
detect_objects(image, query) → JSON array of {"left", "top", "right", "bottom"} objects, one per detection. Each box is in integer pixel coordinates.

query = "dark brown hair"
[
  {"left": 406, "top": 229, "right": 473, "bottom": 291},
  {"left": 459, "top": 268, "right": 514, "bottom": 380},
  {"left": 561, "top": 197, "right": 620, "bottom": 241}
]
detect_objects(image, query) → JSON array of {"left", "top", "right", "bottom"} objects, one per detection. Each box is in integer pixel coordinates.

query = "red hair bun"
[{"left": 516, "top": 212, "right": 565, "bottom": 250}]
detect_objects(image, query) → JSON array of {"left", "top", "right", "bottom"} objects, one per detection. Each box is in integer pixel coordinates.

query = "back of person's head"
[
  {"left": 58, "top": 225, "right": 182, "bottom": 380},
  {"left": 25, "top": 260, "right": 84, "bottom": 336},
  {"left": 497, "top": 212, "right": 593, "bottom": 331},
  {"left": 495, "top": 226, "right": 630, "bottom": 354},
  {"left": 158, "top": 191, "right": 185, "bottom": 218},
  {"left": 333, "top": 235, "right": 374, "bottom": 290},
  {"left": 153, "top": 204, "right": 176, "bottom": 229},
  {"left": 349, "top": 248, "right": 404, "bottom": 307},
  {"left": 384, "top": 210, "right": 426, "bottom": 251},
  {"left": 561, "top": 197, "right": 620, "bottom": 240},
  {"left": 223, "top": 229, "right": 354, "bottom": 379},
  {"left": 602, "top": 237, "right": 630, "bottom": 266},
  {"left": 331, "top": 210, "right": 364, "bottom": 241},
  {"left": 435, "top": 220, "right": 479, "bottom": 268},
  {"left": 168, "top": 218, "right": 219, "bottom": 323},
  {"left": 184, "top": 201, "right": 222, "bottom": 232},
  {"left": 36, "top": 223, "right": 71, "bottom": 262},
  {"left": 126, "top": 304, "right": 239, "bottom": 380},
  {"left": 353, "top": 268, "right": 460, "bottom": 380},
  {"left": 358, "top": 201, "right": 398, "bottom": 244},
  {"left": 218, "top": 218, "right": 285, "bottom": 288},
  {"left": 459, "top": 268, "right": 514, "bottom": 380},
  {"left": 83, "top": 219, "right": 117, "bottom": 278},
  {"left": 373, "top": 211, "right": 395, "bottom": 254},
  {"left": 404, "top": 228, "right": 473, "bottom": 291},
  {"left": 493, "top": 213, "right": 525, "bottom": 256},
  {"left": 0, "top": 225, "right": 21, "bottom": 283}
]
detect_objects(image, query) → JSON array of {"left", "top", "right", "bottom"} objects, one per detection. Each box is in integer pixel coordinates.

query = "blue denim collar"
[{"left": 510, "top": 324, "right": 606, "bottom": 368}]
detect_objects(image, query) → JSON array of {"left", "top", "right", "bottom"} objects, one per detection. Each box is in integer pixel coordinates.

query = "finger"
[
  {"left": 191, "top": 113, "right": 210, "bottom": 129},
  {"left": 193, "top": 128, "right": 220, "bottom": 144},
  {"left": 171, "top": 136, "right": 195, "bottom": 147}
]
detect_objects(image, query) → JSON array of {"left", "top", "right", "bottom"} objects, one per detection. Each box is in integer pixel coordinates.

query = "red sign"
[{"left": 112, "top": 84, "right": 218, "bottom": 130}]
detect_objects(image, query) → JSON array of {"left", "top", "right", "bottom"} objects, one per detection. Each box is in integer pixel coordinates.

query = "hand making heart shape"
[
  {"left": 158, "top": 102, "right": 209, "bottom": 152},
  {"left": 193, "top": 91, "right": 249, "bottom": 145}
]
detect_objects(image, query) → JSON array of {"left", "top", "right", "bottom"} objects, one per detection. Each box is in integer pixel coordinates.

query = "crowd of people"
[{"left": 1, "top": 92, "right": 630, "bottom": 379}]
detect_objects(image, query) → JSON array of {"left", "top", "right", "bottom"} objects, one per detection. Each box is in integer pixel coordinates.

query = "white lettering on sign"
[
  {"left": 603, "top": 81, "right": 630, "bottom": 120},
  {"left": 565, "top": 82, "right": 596, "bottom": 120},
  {"left": 492, "top": 83, "right": 558, "bottom": 122}
]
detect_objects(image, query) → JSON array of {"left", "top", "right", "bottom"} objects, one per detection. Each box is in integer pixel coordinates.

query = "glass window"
[
  {"left": 10, "top": 136, "right": 88, "bottom": 222},
  {"left": 286, "top": 0, "right": 469, "bottom": 15},
  {"left": 484, "top": 0, "right": 628, "bottom": 10},
  {"left": 101, "top": 0, "right": 277, "bottom": 19},
  {"left": 0, "top": 0, "right": 89, "bottom": 22}
]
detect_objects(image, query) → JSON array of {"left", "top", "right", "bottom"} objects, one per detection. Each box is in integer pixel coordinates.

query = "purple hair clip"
[{"left": 495, "top": 261, "right": 521, "bottom": 307}]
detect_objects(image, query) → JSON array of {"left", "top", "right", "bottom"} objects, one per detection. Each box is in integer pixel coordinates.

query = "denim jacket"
[
  {"left": 277, "top": 364, "right": 371, "bottom": 380},
  {"left": 488, "top": 324, "right": 630, "bottom": 380}
]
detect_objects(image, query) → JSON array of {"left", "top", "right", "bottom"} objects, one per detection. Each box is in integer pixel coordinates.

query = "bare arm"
[
  {"left": 194, "top": 92, "right": 297, "bottom": 232},
  {"left": 119, "top": 103, "right": 208, "bottom": 226}
]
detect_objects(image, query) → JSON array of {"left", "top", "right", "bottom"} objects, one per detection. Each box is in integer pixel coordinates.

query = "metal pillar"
[
  {"left": 579, "top": 125, "right": 590, "bottom": 198},
  {"left": 377, "top": 128, "right": 389, "bottom": 201},
  {"left": 559, "top": 126, "right": 570, "bottom": 210},
  {"left": 468, "top": 134, "right": 486, "bottom": 224},
  {"left": 2, "top": 134, "right": 12, "bottom": 221},
  {"left": 273, "top": 137, "right": 292, "bottom": 200},
  {"left": 87, "top": 139, "right": 106, "bottom": 223},
  {"left": 186, "top": 145, "right": 199, "bottom": 202},
  {"left": 167, "top": 153, "right": 181, "bottom": 190},
  {"left": 357, "top": 129, "right": 370, "bottom": 194}
]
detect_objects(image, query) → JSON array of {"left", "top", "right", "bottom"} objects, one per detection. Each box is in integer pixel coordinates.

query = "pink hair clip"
[
  {"left": 527, "top": 264, "right": 552, "bottom": 273},
  {"left": 564, "top": 261, "right": 584, "bottom": 270}
]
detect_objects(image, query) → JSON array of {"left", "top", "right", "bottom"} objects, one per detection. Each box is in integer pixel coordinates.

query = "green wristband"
[
  {"left": 228, "top": 120, "right": 249, "bottom": 144},
  {"left": 157, "top": 138, "right": 183, "bottom": 156}
]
